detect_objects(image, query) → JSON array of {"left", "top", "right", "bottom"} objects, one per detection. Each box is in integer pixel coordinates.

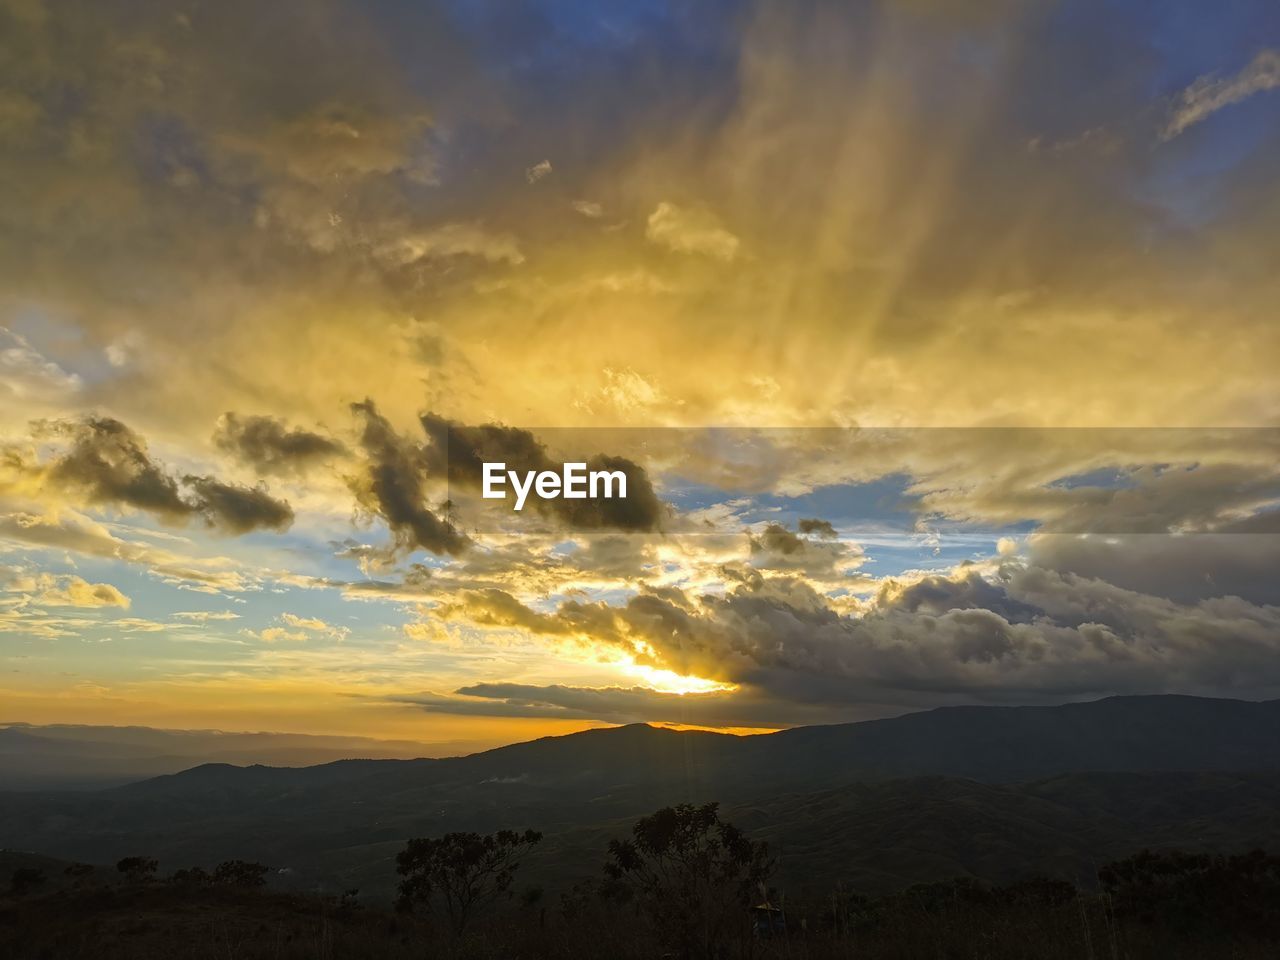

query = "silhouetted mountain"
[
  {"left": 0, "top": 722, "right": 466, "bottom": 790},
  {"left": 106, "top": 693, "right": 1280, "bottom": 803},
  {"left": 2, "top": 695, "right": 1279, "bottom": 899},
  {"left": 750, "top": 693, "right": 1280, "bottom": 782}
]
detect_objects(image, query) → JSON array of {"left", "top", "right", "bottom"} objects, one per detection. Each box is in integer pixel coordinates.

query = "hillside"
[
  {"left": 0, "top": 724, "right": 446, "bottom": 790},
  {"left": 3, "top": 696, "right": 1280, "bottom": 900}
]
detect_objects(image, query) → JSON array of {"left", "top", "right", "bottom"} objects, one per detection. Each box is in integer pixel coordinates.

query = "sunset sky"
[{"left": 2, "top": 0, "right": 1278, "bottom": 752}]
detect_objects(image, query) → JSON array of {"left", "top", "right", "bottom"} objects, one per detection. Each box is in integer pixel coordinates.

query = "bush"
[
  {"left": 116, "top": 856, "right": 158, "bottom": 882},
  {"left": 396, "top": 828, "right": 542, "bottom": 934},
  {"left": 213, "top": 860, "right": 269, "bottom": 888},
  {"left": 1101, "top": 848, "right": 1280, "bottom": 938},
  {"left": 605, "top": 802, "right": 774, "bottom": 960}
]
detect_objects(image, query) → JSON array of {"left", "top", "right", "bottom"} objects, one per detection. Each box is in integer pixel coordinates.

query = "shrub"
[
  {"left": 605, "top": 802, "right": 774, "bottom": 960},
  {"left": 116, "top": 856, "right": 158, "bottom": 882},
  {"left": 213, "top": 860, "right": 269, "bottom": 888},
  {"left": 396, "top": 828, "right": 542, "bottom": 934},
  {"left": 1100, "top": 848, "right": 1280, "bottom": 937}
]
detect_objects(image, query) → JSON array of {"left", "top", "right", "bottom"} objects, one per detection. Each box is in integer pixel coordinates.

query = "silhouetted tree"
[
  {"left": 116, "top": 856, "right": 158, "bottom": 882},
  {"left": 169, "top": 866, "right": 211, "bottom": 888},
  {"left": 213, "top": 860, "right": 269, "bottom": 888},
  {"left": 1101, "top": 848, "right": 1280, "bottom": 937},
  {"left": 605, "top": 802, "right": 774, "bottom": 960},
  {"left": 396, "top": 829, "right": 542, "bottom": 934}
]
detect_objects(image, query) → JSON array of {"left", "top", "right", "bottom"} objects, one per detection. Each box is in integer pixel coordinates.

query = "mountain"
[
  {"left": 2, "top": 695, "right": 1279, "bottom": 899},
  {"left": 105, "top": 693, "right": 1280, "bottom": 800},
  {"left": 0, "top": 723, "right": 480, "bottom": 790},
  {"left": 751, "top": 693, "right": 1280, "bottom": 782}
]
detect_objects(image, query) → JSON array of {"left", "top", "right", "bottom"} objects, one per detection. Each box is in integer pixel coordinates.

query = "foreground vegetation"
[{"left": 4, "top": 804, "right": 1280, "bottom": 959}]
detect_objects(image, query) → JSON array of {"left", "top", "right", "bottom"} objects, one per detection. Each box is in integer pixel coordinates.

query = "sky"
[{"left": 1, "top": 0, "right": 1279, "bottom": 752}]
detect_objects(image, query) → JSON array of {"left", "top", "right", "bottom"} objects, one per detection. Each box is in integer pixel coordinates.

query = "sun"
[{"left": 619, "top": 662, "right": 737, "bottom": 695}]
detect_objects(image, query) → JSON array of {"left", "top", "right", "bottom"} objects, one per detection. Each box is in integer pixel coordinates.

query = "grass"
[{"left": 4, "top": 866, "right": 1280, "bottom": 960}]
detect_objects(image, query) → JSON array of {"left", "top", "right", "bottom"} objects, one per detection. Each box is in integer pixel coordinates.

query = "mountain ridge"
[
  {"left": 4, "top": 695, "right": 1280, "bottom": 900},
  {"left": 109, "top": 693, "right": 1280, "bottom": 799}
]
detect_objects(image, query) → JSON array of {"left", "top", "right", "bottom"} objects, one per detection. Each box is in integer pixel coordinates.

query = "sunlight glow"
[{"left": 620, "top": 662, "right": 737, "bottom": 695}]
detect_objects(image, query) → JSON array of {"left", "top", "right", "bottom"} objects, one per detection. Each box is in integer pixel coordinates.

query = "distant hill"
[
  {"left": 749, "top": 693, "right": 1280, "bottom": 782},
  {"left": 0, "top": 723, "right": 481, "bottom": 790},
  {"left": 2, "top": 695, "right": 1279, "bottom": 899},
  {"left": 106, "top": 693, "right": 1280, "bottom": 800}
]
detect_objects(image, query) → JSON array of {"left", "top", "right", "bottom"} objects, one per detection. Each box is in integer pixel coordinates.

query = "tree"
[
  {"left": 1100, "top": 848, "right": 1280, "bottom": 937},
  {"left": 605, "top": 802, "right": 774, "bottom": 960},
  {"left": 396, "top": 829, "right": 542, "bottom": 934},
  {"left": 116, "top": 856, "right": 158, "bottom": 882},
  {"left": 213, "top": 860, "right": 269, "bottom": 887}
]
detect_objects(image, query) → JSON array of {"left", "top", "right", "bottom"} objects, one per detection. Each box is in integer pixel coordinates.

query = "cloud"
[
  {"left": 524, "top": 159, "right": 552, "bottom": 184},
  {"left": 253, "top": 611, "right": 348, "bottom": 644},
  {"left": 13, "top": 417, "right": 294, "bottom": 534},
  {"left": 0, "top": 510, "right": 255, "bottom": 594},
  {"left": 798, "top": 518, "right": 838, "bottom": 538},
  {"left": 1163, "top": 49, "right": 1280, "bottom": 140},
  {"left": 281, "top": 613, "right": 329, "bottom": 631},
  {"left": 398, "top": 682, "right": 835, "bottom": 728},
  {"left": 34, "top": 574, "right": 131, "bottom": 609},
  {"left": 748, "top": 522, "right": 861, "bottom": 577},
  {"left": 0, "top": 0, "right": 1275, "bottom": 443},
  {"left": 173, "top": 610, "right": 240, "bottom": 622},
  {"left": 39, "top": 417, "right": 192, "bottom": 522},
  {"left": 374, "top": 222, "right": 524, "bottom": 267},
  {"left": 891, "top": 434, "right": 1280, "bottom": 535},
  {"left": 254, "top": 612, "right": 349, "bottom": 643},
  {"left": 348, "top": 400, "right": 469, "bottom": 557},
  {"left": 437, "top": 550, "right": 1280, "bottom": 713},
  {"left": 224, "top": 101, "right": 436, "bottom": 185},
  {"left": 1026, "top": 533, "right": 1280, "bottom": 607},
  {"left": 182, "top": 475, "right": 294, "bottom": 534},
  {"left": 258, "top": 626, "right": 309, "bottom": 643},
  {"left": 213, "top": 413, "right": 345, "bottom": 477},
  {"left": 0, "top": 328, "right": 81, "bottom": 407},
  {"left": 419, "top": 414, "right": 666, "bottom": 533},
  {"left": 645, "top": 202, "right": 740, "bottom": 261},
  {"left": 0, "top": 568, "right": 130, "bottom": 609}
]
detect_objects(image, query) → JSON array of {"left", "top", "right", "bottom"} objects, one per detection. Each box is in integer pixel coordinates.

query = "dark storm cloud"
[
  {"left": 889, "top": 571, "right": 1042, "bottom": 622},
  {"left": 33, "top": 417, "right": 294, "bottom": 533},
  {"left": 43, "top": 417, "right": 191, "bottom": 521},
  {"left": 798, "top": 518, "right": 837, "bottom": 538},
  {"left": 747, "top": 521, "right": 860, "bottom": 577},
  {"left": 1027, "top": 533, "right": 1280, "bottom": 606},
  {"left": 439, "top": 548, "right": 1280, "bottom": 712},
  {"left": 348, "top": 400, "right": 469, "bottom": 557},
  {"left": 754, "top": 523, "right": 805, "bottom": 555},
  {"left": 183, "top": 476, "right": 294, "bottom": 534},
  {"left": 420, "top": 414, "right": 665, "bottom": 532},
  {"left": 214, "top": 413, "right": 345, "bottom": 476},
  {"left": 1036, "top": 463, "right": 1280, "bottom": 535}
]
